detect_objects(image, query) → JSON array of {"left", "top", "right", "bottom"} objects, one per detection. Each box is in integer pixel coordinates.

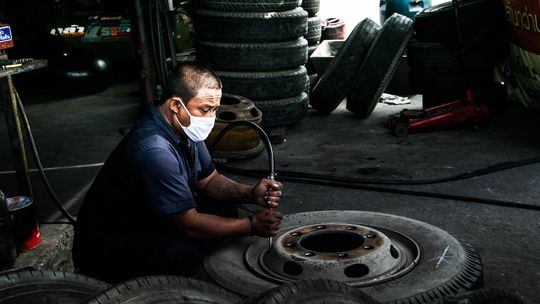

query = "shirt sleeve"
[
  {"left": 134, "top": 147, "right": 196, "bottom": 216},
  {"left": 197, "top": 141, "right": 216, "bottom": 180}
]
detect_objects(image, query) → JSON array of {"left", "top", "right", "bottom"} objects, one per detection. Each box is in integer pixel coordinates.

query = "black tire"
[
  {"left": 86, "top": 275, "right": 242, "bottom": 304},
  {"left": 243, "top": 279, "right": 381, "bottom": 304},
  {"left": 196, "top": 38, "right": 308, "bottom": 71},
  {"left": 255, "top": 92, "right": 309, "bottom": 128},
  {"left": 433, "top": 288, "right": 527, "bottom": 304},
  {"left": 306, "top": 16, "right": 322, "bottom": 45},
  {"left": 201, "top": 0, "right": 301, "bottom": 12},
  {"left": 346, "top": 13, "right": 413, "bottom": 118},
  {"left": 407, "top": 39, "right": 499, "bottom": 73},
  {"left": 0, "top": 269, "right": 111, "bottom": 303},
  {"left": 413, "top": 0, "right": 506, "bottom": 50},
  {"left": 309, "top": 18, "right": 380, "bottom": 114},
  {"left": 301, "top": 0, "right": 320, "bottom": 17},
  {"left": 203, "top": 210, "right": 483, "bottom": 303},
  {"left": 194, "top": 8, "right": 308, "bottom": 43},
  {"left": 218, "top": 66, "right": 308, "bottom": 100},
  {"left": 408, "top": 67, "right": 494, "bottom": 93}
]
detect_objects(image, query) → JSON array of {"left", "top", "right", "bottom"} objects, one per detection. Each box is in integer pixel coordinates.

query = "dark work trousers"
[{"left": 73, "top": 200, "right": 239, "bottom": 283}]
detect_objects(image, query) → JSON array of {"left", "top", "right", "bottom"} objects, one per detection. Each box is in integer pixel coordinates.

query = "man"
[{"left": 73, "top": 62, "right": 283, "bottom": 283}]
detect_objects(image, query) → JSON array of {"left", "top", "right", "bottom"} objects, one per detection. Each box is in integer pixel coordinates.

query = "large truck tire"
[
  {"left": 306, "top": 16, "right": 322, "bottom": 45},
  {"left": 194, "top": 8, "right": 308, "bottom": 43},
  {"left": 200, "top": 0, "right": 301, "bottom": 12},
  {"left": 0, "top": 269, "right": 110, "bottom": 303},
  {"left": 218, "top": 66, "right": 309, "bottom": 100},
  {"left": 300, "top": 0, "right": 320, "bottom": 17},
  {"left": 346, "top": 13, "right": 413, "bottom": 118},
  {"left": 196, "top": 38, "right": 308, "bottom": 71},
  {"left": 255, "top": 93, "right": 309, "bottom": 128},
  {"left": 309, "top": 18, "right": 380, "bottom": 114}
]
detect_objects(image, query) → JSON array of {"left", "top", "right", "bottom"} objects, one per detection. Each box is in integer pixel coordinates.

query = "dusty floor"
[{"left": 1, "top": 81, "right": 539, "bottom": 303}]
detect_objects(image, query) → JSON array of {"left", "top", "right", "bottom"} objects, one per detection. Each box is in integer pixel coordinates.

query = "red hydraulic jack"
[
  {"left": 386, "top": 90, "right": 489, "bottom": 136},
  {"left": 387, "top": 0, "right": 490, "bottom": 137}
]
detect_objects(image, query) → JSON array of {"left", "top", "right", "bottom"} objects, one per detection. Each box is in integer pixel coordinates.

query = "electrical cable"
[
  {"left": 14, "top": 89, "right": 77, "bottom": 225},
  {"left": 210, "top": 123, "right": 540, "bottom": 212}
]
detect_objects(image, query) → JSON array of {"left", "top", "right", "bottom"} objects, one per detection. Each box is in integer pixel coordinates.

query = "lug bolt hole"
[
  {"left": 363, "top": 245, "right": 374, "bottom": 250},
  {"left": 315, "top": 225, "right": 326, "bottom": 230},
  {"left": 337, "top": 253, "right": 349, "bottom": 258},
  {"left": 346, "top": 226, "right": 357, "bottom": 230},
  {"left": 285, "top": 243, "right": 296, "bottom": 248},
  {"left": 304, "top": 252, "right": 316, "bottom": 257},
  {"left": 291, "top": 232, "right": 302, "bottom": 237}
]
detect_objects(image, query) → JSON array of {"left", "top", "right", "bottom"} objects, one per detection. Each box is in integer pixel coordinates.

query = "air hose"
[
  {"left": 15, "top": 89, "right": 77, "bottom": 225},
  {"left": 210, "top": 122, "right": 540, "bottom": 212},
  {"left": 210, "top": 121, "right": 275, "bottom": 180}
]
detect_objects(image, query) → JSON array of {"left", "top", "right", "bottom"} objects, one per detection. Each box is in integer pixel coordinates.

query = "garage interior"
[{"left": 0, "top": 0, "right": 539, "bottom": 303}]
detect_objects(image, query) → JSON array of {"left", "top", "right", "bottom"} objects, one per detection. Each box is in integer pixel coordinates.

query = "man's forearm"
[
  {"left": 203, "top": 173, "right": 255, "bottom": 204},
  {"left": 171, "top": 209, "right": 251, "bottom": 239}
]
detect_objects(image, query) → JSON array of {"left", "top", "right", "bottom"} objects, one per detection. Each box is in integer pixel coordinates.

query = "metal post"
[
  {"left": 1, "top": 75, "right": 32, "bottom": 197},
  {"left": 130, "top": 0, "right": 158, "bottom": 105}
]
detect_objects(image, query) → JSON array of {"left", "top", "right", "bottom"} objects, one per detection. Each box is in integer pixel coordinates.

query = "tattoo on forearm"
[{"left": 214, "top": 181, "right": 238, "bottom": 195}]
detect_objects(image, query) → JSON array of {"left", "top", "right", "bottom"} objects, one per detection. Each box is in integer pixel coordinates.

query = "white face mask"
[{"left": 173, "top": 98, "right": 215, "bottom": 142}]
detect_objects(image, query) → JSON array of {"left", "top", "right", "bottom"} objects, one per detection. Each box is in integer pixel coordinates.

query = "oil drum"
[{"left": 206, "top": 94, "right": 264, "bottom": 159}]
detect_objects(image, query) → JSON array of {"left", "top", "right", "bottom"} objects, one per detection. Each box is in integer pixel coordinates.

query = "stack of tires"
[
  {"left": 302, "top": 0, "right": 322, "bottom": 54},
  {"left": 407, "top": 0, "right": 507, "bottom": 108},
  {"left": 194, "top": 0, "right": 310, "bottom": 128}
]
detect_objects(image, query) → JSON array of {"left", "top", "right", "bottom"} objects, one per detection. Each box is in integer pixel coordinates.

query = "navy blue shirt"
[{"left": 75, "top": 105, "right": 215, "bottom": 239}]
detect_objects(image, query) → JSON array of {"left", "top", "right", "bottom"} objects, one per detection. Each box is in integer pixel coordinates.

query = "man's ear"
[{"left": 168, "top": 97, "right": 181, "bottom": 113}]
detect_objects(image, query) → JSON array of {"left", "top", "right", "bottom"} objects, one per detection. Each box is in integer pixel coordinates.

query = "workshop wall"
[{"left": 500, "top": 0, "right": 540, "bottom": 111}]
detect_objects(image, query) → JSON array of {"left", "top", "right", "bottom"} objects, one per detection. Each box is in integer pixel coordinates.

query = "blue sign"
[{"left": 0, "top": 26, "right": 13, "bottom": 42}]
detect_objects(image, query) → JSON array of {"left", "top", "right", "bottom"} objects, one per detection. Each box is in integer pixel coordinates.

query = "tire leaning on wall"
[
  {"left": 310, "top": 18, "right": 380, "bottom": 114},
  {"left": 194, "top": 8, "right": 308, "bottom": 43},
  {"left": 200, "top": 0, "right": 301, "bottom": 12},
  {"left": 346, "top": 13, "right": 413, "bottom": 118}
]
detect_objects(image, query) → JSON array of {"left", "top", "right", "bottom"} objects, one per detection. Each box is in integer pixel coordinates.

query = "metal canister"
[
  {"left": 0, "top": 190, "right": 16, "bottom": 269},
  {"left": 6, "top": 196, "right": 40, "bottom": 253}
]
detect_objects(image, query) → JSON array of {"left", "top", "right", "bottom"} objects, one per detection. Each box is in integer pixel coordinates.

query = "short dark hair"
[{"left": 157, "top": 62, "right": 222, "bottom": 105}]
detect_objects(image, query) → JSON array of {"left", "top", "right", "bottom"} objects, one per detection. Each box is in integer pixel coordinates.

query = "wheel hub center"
[{"left": 245, "top": 223, "right": 417, "bottom": 285}]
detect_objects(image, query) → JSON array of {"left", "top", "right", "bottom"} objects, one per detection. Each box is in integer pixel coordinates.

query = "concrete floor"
[{"left": 1, "top": 81, "right": 539, "bottom": 303}]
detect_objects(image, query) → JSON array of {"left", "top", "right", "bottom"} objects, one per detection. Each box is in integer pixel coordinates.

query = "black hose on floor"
[
  {"left": 15, "top": 90, "right": 77, "bottom": 225},
  {"left": 210, "top": 123, "right": 540, "bottom": 212},
  {"left": 214, "top": 156, "right": 540, "bottom": 186}
]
